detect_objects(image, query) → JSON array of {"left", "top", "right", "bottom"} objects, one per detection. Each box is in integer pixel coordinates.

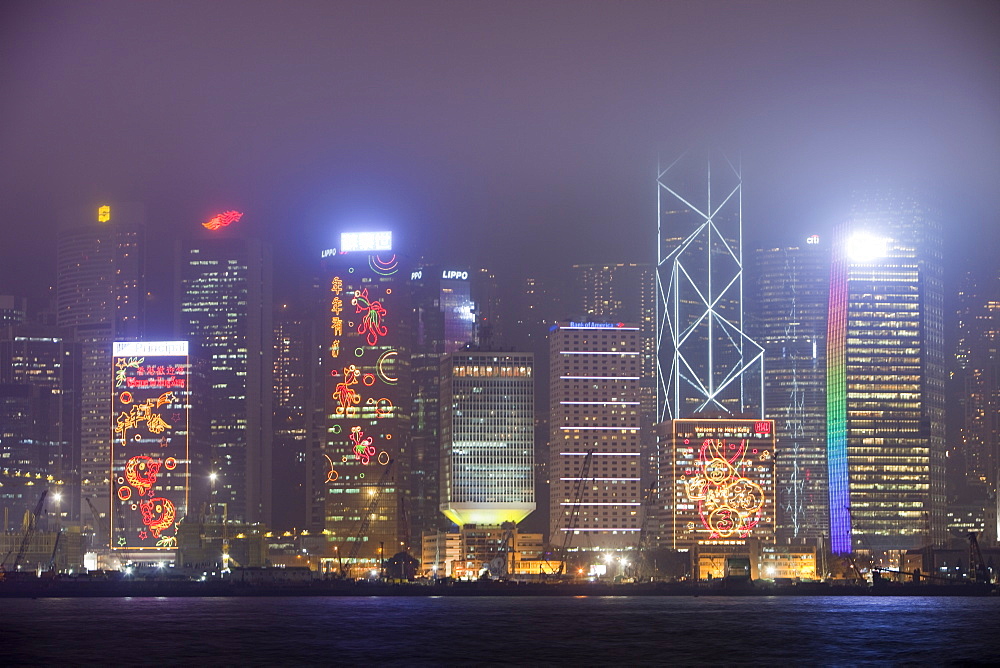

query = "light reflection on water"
[{"left": 6, "top": 596, "right": 998, "bottom": 665}]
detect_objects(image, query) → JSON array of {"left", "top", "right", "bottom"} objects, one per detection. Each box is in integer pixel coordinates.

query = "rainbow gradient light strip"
[{"left": 826, "top": 235, "right": 851, "bottom": 554}]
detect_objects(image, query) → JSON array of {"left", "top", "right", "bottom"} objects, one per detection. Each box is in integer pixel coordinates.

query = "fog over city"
[{"left": 1, "top": 0, "right": 997, "bottom": 301}]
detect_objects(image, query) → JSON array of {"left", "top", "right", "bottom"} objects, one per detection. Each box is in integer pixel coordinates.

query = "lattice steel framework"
[{"left": 656, "top": 151, "right": 763, "bottom": 421}]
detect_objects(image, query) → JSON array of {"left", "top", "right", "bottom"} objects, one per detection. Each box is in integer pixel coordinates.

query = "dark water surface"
[{"left": 5, "top": 595, "right": 999, "bottom": 665}]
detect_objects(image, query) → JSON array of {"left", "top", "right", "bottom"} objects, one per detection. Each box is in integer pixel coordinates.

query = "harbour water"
[{"left": 6, "top": 595, "right": 999, "bottom": 664}]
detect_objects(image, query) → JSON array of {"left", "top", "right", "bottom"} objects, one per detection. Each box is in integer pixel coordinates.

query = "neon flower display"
[
  {"left": 669, "top": 419, "right": 775, "bottom": 548},
  {"left": 202, "top": 210, "right": 244, "bottom": 231},
  {"left": 321, "top": 231, "right": 402, "bottom": 485},
  {"left": 110, "top": 341, "right": 189, "bottom": 550},
  {"left": 352, "top": 288, "right": 388, "bottom": 346}
]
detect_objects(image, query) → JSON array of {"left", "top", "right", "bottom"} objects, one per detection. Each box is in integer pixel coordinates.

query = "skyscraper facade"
[
  {"left": 440, "top": 351, "right": 535, "bottom": 527},
  {"left": 272, "top": 302, "right": 311, "bottom": 531},
  {"left": 0, "top": 323, "right": 80, "bottom": 523},
  {"left": 549, "top": 322, "right": 643, "bottom": 551},
  {"left": 176, "top": 231, "right": 273, "bottom": 525},
  {"left": 318, "top": 232, "right": 411, "bottom": 565},
  {"left": 0, "top": 383, "right": 61, "bottom": 528},
  {"left": 572, "top": 263, "right": 657, "bottom": 495},
  {"left": 56, "top": 203, "right": 144, "bottom": 535},
  {"left": 409, "top": 265, "right": 478, "bottom": 538},
  {"left": 654, "top": 153, "right": 769, "bottom": 555},
  {"left": 751, "top": 239, "right": 829, "bottom": 542},
  {"left": 953, "top": 272, "right": 1000, "bottom": 544},
  {"left": 826, "top": 191, "right": 946, "bottom": 554},
  {"left": 656, "top": 152, "right": 763, "bottom": 421}
]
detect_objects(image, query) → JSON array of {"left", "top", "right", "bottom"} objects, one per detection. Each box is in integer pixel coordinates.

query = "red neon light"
[
  {"left": 202, "top": 210, "right": 244, "bottom": 231},
  {"left": 352, "top": 288, "right": 388, "bottom": 346},
  {"left": 139, "top": 497, "right": 176, "bottom": 537},
  {"left": 333, "top": 365, "right": 361, "bottom": 415},
  {"left": 755, "top": 421, "right": 771, "bottom": 434},
  {"left": 125, "top": 455, "right": 161, "bottom": 495},
  {"left": 684, "top": 439, "right": 766, "bottom": 539}
]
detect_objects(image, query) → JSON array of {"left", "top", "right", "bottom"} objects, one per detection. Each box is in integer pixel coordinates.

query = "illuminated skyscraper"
[
  {"left": 440, "top": 351, "right": 534, "bottom": 527},
  {"left": 272, "top": 303, "right": 311, "bottom": 531},
  {"left": 826, "top": 191, "right": 945, "bottom": 554},
  {"left": 751, "top": 239, "right": 829, "bottom": 542},
  {"left": 952, "top": 272, "right": 1000, "bottom": 544},
  {"left": 176, "top": 231, "right": 273, "bottom": 525},
  {"left": 656, "top": 151, "right": 763, "bottom": 420},
  {"left": 572, "top": 263, "right": 657, "bottom": 491},
  {"left": 56, "top": 203, "right": 144, "bottom": 536},
  {"left": 0, "top": 323, "right": 80, "bottom": 523},
  {"left": 549, "top": 322, "right": 643, "bottom": 551},
  {"left": 409, "top": 265, "right": 478, "bottom": 538},
  {"left": 654, "top": 153, "right": 767, "bottom": 554},
  {"left": 318, "top": 232, "right": 411, "bottom": 568},
  {"left": 573, "top": 264, "right": 655, "bottom": 380},
  {"left": 0, "top": 383, "right": 61, "bottom": 528},
  {"left": 109, "top": 341, "right": 191, "bottom": 553}
]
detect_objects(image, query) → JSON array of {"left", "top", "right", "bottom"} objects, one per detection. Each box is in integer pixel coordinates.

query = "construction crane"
[
  {"left": 555, "top": 450, "right": 594, "bottom": 576},
  {"left": 487, "top": 522, "right": 517, "bottom": 579},
  {"left": 341, "top": 460, "right": 394, "bottom": 578},
  {"left": 968, "top": 532, "right": 989, "bottom": 583},
  {"left": 41, "top": 529, "right": 63, "bottom": 579},
  {"left": 0, "top": 490, "right": 48, "bottom": 576}
]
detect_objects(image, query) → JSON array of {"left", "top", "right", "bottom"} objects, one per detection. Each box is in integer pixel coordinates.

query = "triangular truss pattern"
[{"left": 655, "top": 150, "right": 764, "bottom": 421}]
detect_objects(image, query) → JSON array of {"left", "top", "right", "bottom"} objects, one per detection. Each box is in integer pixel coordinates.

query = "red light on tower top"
[{"left": 202, "top": 211, "right": 244, "bottom": 231}]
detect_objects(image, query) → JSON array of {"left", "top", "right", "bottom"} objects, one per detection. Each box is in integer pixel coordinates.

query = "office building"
[
  {"left": 751, "top": 239, "right": 829, "bottom": 542},
  {"left": 56, "top": 203, "right": 144, "bottom": 538},
  {"left": 549, "top": 322, "right": 642, "bottom": 552},
  {"left": 109, "top": 341, "right": 191, "bottom": 552},
  {"left": 176, "top": 227, "right": 273, "bottom": 525},
  {"left": 0, "top": 383, "right": 62, "bottom": 529},
  {"left": 272, "top": 303, "right": 311, "bottom": 532},
  {"left": 572, "top": 263, "right": 657, "bottom": 503},
  {"left": 656, "top": 152, "right": 763, "bottom": 421},
  {"left": 318, "top": 232, "right": 411, "bottom": 566},
  {"left": 0, "top": 323, "right": 80, "bottom": 523},
  {"left": 654, "top": 153, "right": 769, "bottom": 557},
  {"left": 572, "top": 264, "right": 655, "bottom": 381},
  {"left": 409, "top": 265, "right": 478, "bottom": 537},
  {"left": 826, "top": 190, "right": 946, "bottom": 555},
  {"left": 440, "top": 351, "right": 534, "bottom": 527},
  {"left": 953, "top": 272, "right": 1000, "bottom": 545}
]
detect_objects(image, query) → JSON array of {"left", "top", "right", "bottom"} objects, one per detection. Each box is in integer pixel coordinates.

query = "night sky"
[{"left": 1, "top": 0, "right": 998, "bottom": 310}]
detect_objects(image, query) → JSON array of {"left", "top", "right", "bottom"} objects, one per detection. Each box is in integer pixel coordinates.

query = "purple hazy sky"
[{"left": 1, "top": 0, "right": 997, "bottom": 303}]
